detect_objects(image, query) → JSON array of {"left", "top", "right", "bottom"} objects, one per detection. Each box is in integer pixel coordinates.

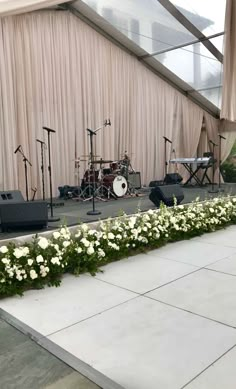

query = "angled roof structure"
[{"left": 64, "top": 0, "right": 226, "bottom": 117}]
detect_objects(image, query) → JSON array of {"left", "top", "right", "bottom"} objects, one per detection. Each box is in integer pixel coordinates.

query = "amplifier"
[{"left": 128, "top": 172, "right": 141, "bottom": 189}]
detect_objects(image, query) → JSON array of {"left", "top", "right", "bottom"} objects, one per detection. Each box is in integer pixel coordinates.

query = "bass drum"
[{"left": 103, "top": 175, "right": 128, "bottom": 197}]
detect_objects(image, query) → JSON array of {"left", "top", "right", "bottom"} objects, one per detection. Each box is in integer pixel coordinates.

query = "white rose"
[
  {"left": 13, "top": 248, "right": 24, "bottom": 258},
  {"left": 29, "top": 270, "right": 38, "bottom": 280},
  {"left": 1, "top": 257, "right": 10, "bottom": 265},
  {"left": 27, "top": 259, "right": 34, "bottom": 266},
  {"left": 51, "top": 257, "right": 60, "bottom": 265},
  {"left": 53, "top": 231, "right": 61, "bottom": 239},
  {"left": 76, "top": 247, "right": 82, "bottom": 253},
  {"left": 87, "top": 246, "right": 95, "bottom": 255},
  {"left": 108, "top": 232, "right": 115, "bottom": 240},
  {"left": 38, "top": 237, "right": 49, "bottom": 249},
  {"left": 36, "top": 255, "right": 44, "bottom": 263},
  {"left": 0, "top": 245, "right": 8, "bottom": 253},
  {"left": 22, "top": 247, "right": 29, "bottom": 256},
  {"left": 63, "top": 241, "right": 70, "bottom": 248}
]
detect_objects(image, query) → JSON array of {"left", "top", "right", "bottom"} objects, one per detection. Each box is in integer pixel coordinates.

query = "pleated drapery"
[{"left": 0, "top": 11, "right": 218, "bottom": 198}]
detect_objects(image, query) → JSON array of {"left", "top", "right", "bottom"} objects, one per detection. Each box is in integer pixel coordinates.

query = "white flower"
[
  {"left": 22, "top": 247, "right": 29, "bottom": 256},
  {"left": 51, "top": 257, "right": 60, "bottom": 265},
  {"left": 81, "top": 238, "right": 90, "bottom": 247},
  {"left": 1, "top": 257, "right": 10, "bottom": 265},
  {"left": 81, "top": 224, "right": 89, "bottom": 232},
  {"left": 108, "top": 232, "right": 115, "bottom": 240},
  {"left": 27, "top": 259, "right": 34, "bottom": 266},
  {"left": 76, "top": 247, "right": 82, "bottom": 253},
  {"left": 16, "top": 274, "right": 23, "bottom": 281},
  {"left": 0, "top": 278, "right": 5, "bottom": 283},
  {"left": 30, "top": 269, "right": 38, "bottom": 280},
  {"left": 36, "top": 255, "right": 44, "bottom": 263},
  {"left": 63, "top": 241, "right": 70, "bottom": 248},
  {"left": 13, "top": 248, "right": 25, "bottom": 258},
  {"left": 98, "top": 248, "right": 105, "bottom": 258},
  {"left": 0, "top": 245, "right": 8, "bottom": 253},
  {"left": 38, "top": 237, "right": 49, "bottom": 249},
  {"left": 53, "top": 231, "right": 61, "bottom": 239},
  {"left": 87, "top": 246, "right": 95, "bottom": 255}
]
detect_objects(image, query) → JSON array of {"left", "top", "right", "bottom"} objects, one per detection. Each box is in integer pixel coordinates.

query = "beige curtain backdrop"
[
  {"left": 221, "top": 0, "right": 236, "bottom": 121},
  {"left": 0, "top": 11, "right": 215, "bottom": 198},
  {"left": 0, "top": 0, "right": 70, "bottom": 16}
]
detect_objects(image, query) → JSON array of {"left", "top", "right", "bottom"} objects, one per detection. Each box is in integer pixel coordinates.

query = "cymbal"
[{"left": 90, "top": 159, "right": 113, "bottom": 164}]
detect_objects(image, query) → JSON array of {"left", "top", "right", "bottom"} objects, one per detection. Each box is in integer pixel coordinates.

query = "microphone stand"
[
  {"left": 15, "top": 146, "right": 32, "bottom": 201},
  {"left": 43, "top": 126, "right": 60, "bottom": 222},
  {"left": 36, "top": 139, "right": 46, "bottom": 200},
  {"left": 218, "top": 134, "right": 226, "bottom": 192},
  {"left": 86, "top": 119, "right": 111, "bottom": 216},
  {"left": 163, "top": 136, "right": 172, "bottom": 179},
  {"left": 208, "top": 140, "right": 219, "bottom": 194}
]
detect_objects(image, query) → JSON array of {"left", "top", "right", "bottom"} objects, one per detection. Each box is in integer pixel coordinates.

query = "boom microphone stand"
[
  {"left": 163, "top": 136, "right": 172, "bottom": 178},
  {"left": 86, "top": 119, "right": 111, "bottom": 216},
  {"left": 36, "top": 138, "right": 46, "bottom": 200},
  {"left": 218, "top": 134, "right": 226, "bottom": 192},
  {"left": 43, "top": 126, "right": 60, "bottom": 221},
  {"left": 14, "top": 145, "right": 32, "bottom": 201},
  {"left": 208, "top": 140, "right": 219, "bottom": 194}
]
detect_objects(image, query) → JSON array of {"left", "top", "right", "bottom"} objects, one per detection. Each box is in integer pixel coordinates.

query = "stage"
[{"left": 0, "top": 183, "right": 235, "bottom": 243}]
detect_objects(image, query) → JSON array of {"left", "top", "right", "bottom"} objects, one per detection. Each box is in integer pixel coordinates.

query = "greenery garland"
[{"left": 1, "top": 196, "right": 236, "bottom": 298}]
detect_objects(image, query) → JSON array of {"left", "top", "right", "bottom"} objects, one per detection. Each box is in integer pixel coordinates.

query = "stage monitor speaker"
[
  {"left": 164, "top": 173, "right": 183, "bottom": 185},
  {"left": 0, "top": 202, "right": 48, "bottom": 231},
  {"left": 128, "top": 172, "right": 141, "bottom": 189},
  {"left": 149, "top": 184, "right": 184, "bottom": 207},
  {"left": 0, "top": 190, "right": 24, "bottom": 203},
  {"left": 149, "top": 180, "right": 164, "bottom": 187}
]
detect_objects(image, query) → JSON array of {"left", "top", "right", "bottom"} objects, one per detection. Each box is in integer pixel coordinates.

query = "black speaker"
[
  {"left": 0, "top": 202, "right": 48, "bottom": 231},
  {"left": 0, "top": 190, "right": 24, "bottom": 203},
  {"left": 164, "top": 173, "right": 183, "bottom": 184},
  {"left": 149, "top": 184, "right": 184, "bottom": 207},
  {"left": 128, "top": 172, "right": 141, "bottom": 189},
  {"left": 149, "top": 180, "right": 164, "bottom": 187}
]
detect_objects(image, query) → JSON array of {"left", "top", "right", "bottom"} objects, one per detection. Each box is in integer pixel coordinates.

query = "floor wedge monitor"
[
  {"left": 0, "top": 201, "right": 48, "bottom": 231},
  {"left": 149, "top": 184, "right": 184, "bottom": 207}
]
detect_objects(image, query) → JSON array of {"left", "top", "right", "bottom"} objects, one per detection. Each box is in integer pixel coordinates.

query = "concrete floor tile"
[
  {"left": 0, "top": 274, "right": 136, "bottom": 336},
  {"left": 207, "top": 253, "right": 236, "bottom": 276},
  {"left": 94, "top": 253, "right": 197, "bottom": 293},
  {"left": 193, "top": 225, "right": 236, "bottom": 248},
  {"left": 184, "top": 346, "right": 236, "bottom": 389},
  {"left": 48, "top": 296, "right": 236, "bottom": 389},
  {"left": 147, "top": 269, "right": 236, "bottom": 327},
  {"left": 147, "top": 240, "right": 236, "bottom": 267}
]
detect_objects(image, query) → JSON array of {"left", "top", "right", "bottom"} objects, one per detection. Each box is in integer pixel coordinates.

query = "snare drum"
[{"left": 103, "top": 175, "right": 128, "bottom": 197}]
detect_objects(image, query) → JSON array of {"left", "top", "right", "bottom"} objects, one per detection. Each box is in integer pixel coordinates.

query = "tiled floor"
[{"left": 1, "top": 226, "right": 236, "bottom": 388}]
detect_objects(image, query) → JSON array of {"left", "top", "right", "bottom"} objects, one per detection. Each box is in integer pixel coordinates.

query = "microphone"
[
  {"left": 163, "top": 136, "right": 172, "bottom": 144},
  {"left": 218, "top": 134, "right": 226, "bottom": 140},
  {"left": 43, "top": 126, "right": 56, "bottom": 133},
  {"left": 36, "top": 139, "right": 45, "bottom": 144},
  {"left": 209, "top": 140, "right": 218, "bottom": 146},
  {"left": 14, "top": 145, "right": 21, "bottom": 154}
]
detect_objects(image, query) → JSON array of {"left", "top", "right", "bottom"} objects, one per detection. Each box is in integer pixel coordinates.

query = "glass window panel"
[
  {"left": 155, "top": 42, "right": 223, "bottom": 91},
  {"left": 170, "top": 0, "right": 226, "bottom": 36},
  {"left": 198, "top": 87, "right": 222, "bottom": 108},
  {"left": 210, "top": 35, "right": 224, "bottom": 54},
  {"left": 82, "top": 0, "right": 196, "bottom": 54}
]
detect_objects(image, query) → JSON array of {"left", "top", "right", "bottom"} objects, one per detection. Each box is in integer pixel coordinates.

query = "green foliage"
[{"left": 1, "top": 196, "right": 236, "bottom": 298}]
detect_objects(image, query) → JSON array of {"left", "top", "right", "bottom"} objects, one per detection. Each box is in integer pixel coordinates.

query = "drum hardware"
[{"left": 90, "top": 159, "right": 113, "bottom": 164}]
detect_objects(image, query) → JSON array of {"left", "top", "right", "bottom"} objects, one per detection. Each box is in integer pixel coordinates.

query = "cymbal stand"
[{"left": 86, "top": 119, "right": 111, "bottom": 215}]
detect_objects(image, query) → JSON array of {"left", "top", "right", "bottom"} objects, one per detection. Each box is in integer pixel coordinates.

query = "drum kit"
[{"left": 71, "top": 152, "right": 137, "bottom": 200}]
